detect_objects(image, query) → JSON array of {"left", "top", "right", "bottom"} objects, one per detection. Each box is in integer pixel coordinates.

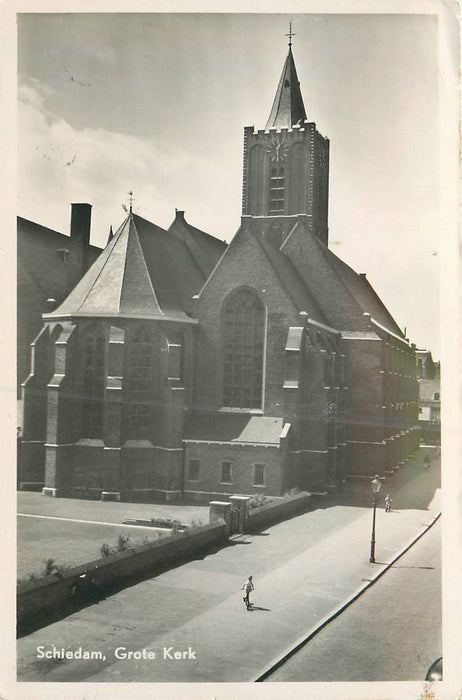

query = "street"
[
  {"left": 265, "top": 517, "right": 441, "bottom": 682},
  {"left": 17, "top": 448, "right": 441, "bottom": 683}
]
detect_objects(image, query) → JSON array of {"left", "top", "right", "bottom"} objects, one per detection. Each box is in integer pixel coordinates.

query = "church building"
[{"left": 19, "top": 41, "right": 419, "bottom": 501}]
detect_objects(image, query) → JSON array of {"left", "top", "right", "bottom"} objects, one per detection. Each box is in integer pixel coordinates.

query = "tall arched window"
[
  {"left": 82, "top": 328, "right": 106, "bottom": 437},
  {"left": 223, "top": 289, "right": 265, "bottom": 409},
  {"left": 269, "top": 167, "right": 285, "bottom": 213},
  {"left": 125, "top": 326, "right": 153, "bottom": 439}
]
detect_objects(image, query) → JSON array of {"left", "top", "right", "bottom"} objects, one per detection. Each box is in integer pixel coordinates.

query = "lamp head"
[{"left": 371, "top": 475, "right": 382, "bottom": 494}]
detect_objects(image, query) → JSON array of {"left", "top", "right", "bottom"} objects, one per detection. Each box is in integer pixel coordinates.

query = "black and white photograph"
[{"left": 2, "top": 2, "right": 461, "bottom": 698}]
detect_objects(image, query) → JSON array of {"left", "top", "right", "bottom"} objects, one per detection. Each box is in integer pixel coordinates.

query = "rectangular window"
[
  {"left": 188, "top": 459, "right": 200, "bottom": 481},
  {"left": 254, "top": 463, "right": 265, "bottom": 486},
  {"left": 220, "top": 461, "right": 233, "bottom": 484}
]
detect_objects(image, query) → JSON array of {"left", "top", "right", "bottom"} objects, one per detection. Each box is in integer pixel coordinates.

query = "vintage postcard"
[{"left": 1, "top": 1, "right": 460, "bottom": 699}]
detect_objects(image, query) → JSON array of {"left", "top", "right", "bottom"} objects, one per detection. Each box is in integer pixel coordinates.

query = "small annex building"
[{"left": 20, "top": 43, "right": 420, "bottom": 501}]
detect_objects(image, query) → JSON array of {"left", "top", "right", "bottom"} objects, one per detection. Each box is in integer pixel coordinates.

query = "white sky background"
[{"left": 18, "top": 13, "right": 440, "bottom": 355}]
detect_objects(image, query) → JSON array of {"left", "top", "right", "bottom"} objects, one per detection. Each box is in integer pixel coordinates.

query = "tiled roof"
[
  {"left": 184, "top": 413, "right": 283, "bottom": 444},
  {"left": 265, "top": 47, "right": 307, "bottom": 130},
  {"left": 168, "top": 213, "right": 226, "bottom": 276},
  {"left": 315, "top": 237, "right": 404, "bottom": 337},
  {"left": 47, "top": 213, "right": 205, "bottom": 321},
  {"left": 255, "top": 233, "right": 330, "bottom": 325}
]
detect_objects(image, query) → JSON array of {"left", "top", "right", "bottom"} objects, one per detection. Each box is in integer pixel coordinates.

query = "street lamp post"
[{"left": 369, "top": 475, "right": 382, "bottom": 563}]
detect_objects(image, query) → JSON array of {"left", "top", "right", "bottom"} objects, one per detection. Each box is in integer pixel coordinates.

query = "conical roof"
[
  {"left": 265, "top": 47, "right": 307, "bottom": 130},
  {"left": 46, "top": 213, "right": 204, "bottom": 322}
]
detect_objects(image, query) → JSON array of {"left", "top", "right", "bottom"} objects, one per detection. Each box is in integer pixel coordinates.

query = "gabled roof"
[
  {"left": 46, "top": 213, "right": 205, "bottom": 322},
  {"left": 18, "top": 216, "right": 101, "bottom": 257},
  {"left": 196, "top": 222, "right": 331, "bottom": 325},
  {"left": 255, "top": 232, "right": 329, "bottom": 324},
  {"left": 313, "top": 235, "right": 404, "bottom": 337},
  {"left": 168, "top": 211, "right": 227, "bottom": 277},
  {"left": 265, "top": 47, "right": 307, "bottom": 130}
]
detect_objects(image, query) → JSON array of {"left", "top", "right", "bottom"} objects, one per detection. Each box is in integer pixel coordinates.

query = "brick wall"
[
  {"left": 246, "top": 491, "right": 310, "bottom": 532},
  {"left": 17, "top": 521, "right": 227, "bottom": 635},
  {"left": 194, "top": 228, "right": 301, "bottom": 416},
  {"left": 183, "top": 442, "right": 283, "bottom": 498}
]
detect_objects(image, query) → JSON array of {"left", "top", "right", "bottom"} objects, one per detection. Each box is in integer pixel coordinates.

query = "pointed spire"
[
  {"left": 265, "top": 44, "right": 307, "bottom": 130},
  {"left": 107, "top": 225, "right": 114, "bottom": 245}
]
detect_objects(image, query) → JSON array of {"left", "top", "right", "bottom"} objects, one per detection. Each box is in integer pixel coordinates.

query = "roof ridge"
[
  {"left": 195, "top": 227, "right": 239, "bottom": 299},
  {"left": 252, "top": 229, "right": 315, "bottom": 315},
  {"left": 73, "top": 214, "right": 131, "bottom": 314},
  {"left": 122, "top": 215, "right": 164, "bottom": 315},
  {"left": 357, "top": 273, "right": 403, "bottom": 337},
  {"left": 311, "top": 234, "right": 368, "bottom": 322}
]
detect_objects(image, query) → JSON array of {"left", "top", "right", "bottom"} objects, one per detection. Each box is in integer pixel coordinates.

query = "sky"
[{"left": 17, "top": 12, "right": 441, "bottom": 356}]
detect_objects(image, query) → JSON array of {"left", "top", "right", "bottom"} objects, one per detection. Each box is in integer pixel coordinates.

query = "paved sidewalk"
[{"left": 17, "top": 450, "right": 441, "bottom": 683}]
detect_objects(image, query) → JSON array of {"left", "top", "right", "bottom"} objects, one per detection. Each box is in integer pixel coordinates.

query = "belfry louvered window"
[
  {"left": 126, "top": 327, "right": 153, "bottom": 439},
  {"left": 82, "top": 329, "right": 106, "bottom": 437},
  {"left": 269, "top": 167, "right": 285, "bottom": 213},
  {"left": 223, "top": 289, "right": 264, "bottom": 409}
]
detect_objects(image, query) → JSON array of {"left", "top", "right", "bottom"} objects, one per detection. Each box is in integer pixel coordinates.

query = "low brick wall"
[
  {"left": 17, "top": 520, "right": 227, "bottom": 636},
  {"left": 246, "top": 492, "right": 310, "bottom": 532}
]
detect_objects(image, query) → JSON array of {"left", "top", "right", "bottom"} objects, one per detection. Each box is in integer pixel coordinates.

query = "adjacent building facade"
[
  {"left": 416, "top": 350, "right": 441, "bottom": 445},
  {"left": 19, "top": 44, "right": 420, "bottom": 500},
  {"left": 17, "top": 204, "right": 102, "bottom": 393}
]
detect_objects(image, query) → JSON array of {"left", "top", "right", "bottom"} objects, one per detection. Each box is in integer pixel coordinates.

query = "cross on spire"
[
  {"left": 128, "top": 190, "right": 134, "bottom": 213},
  {"left": 285, "top": 21, "right": 296, "bottom": 48}
]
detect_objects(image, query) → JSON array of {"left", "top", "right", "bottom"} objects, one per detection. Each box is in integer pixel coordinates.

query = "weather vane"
[
  {"left": 128, "top": 190, "right": 134, "bottom": 213},
  {"left": 285, "top": 21, "right": 296, "bottom": 48}
]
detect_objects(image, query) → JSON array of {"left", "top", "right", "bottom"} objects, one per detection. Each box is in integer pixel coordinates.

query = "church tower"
[{"left": 242, "top": 34, "right": 329, "bottom": 247}]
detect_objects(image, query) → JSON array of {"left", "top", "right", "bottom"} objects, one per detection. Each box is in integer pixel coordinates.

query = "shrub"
[
  {"left": 150, "top": 517, "right": 183, "bottom": 529},
  {"left": 17, "top": 572, "right": 39, "bottom": 586},
  {"left": 248, "top": 494, "right": 271, "bottom": 510},
  {"left": 42, "top": 558, "right": 67, "bottom": 578},
  {"left": 117, "top": 534, "right": 131, "bottom": 552},
  {"left": 100, "top": 542, "right": 114, "bottom": 558},
  {"left": 282, "top": 487, "right": 301, "bottom": 498}
]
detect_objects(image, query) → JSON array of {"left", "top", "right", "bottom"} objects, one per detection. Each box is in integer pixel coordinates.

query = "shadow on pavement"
[
  {"left": 250, "top": 605, "right": 271, "bottom": 612},
  {"left": 315, "top": 449, "right": 440, "bottom": 513}
]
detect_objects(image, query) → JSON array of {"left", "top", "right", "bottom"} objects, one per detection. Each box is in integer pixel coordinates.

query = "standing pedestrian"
[
  {"left": 424, "top": 453, "right": 431, "bottom": 470},
  {"left": 241, "top": 575, "right": 254, "bottom": 611},
  {"left": 384, "top": 493, "right": 392, "bottom": 512}
]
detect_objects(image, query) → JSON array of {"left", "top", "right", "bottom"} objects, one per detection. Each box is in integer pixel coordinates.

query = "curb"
[{"left": 253, "top": 510, "right": 441, "bottom": 682}]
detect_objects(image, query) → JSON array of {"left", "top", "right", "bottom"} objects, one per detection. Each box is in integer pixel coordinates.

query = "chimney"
[
  {"left": 68, "top": 203, "right": 92, "bottom": 291},
  {"left": 175, "top": 209, "right": 185, "bottom": 221}
]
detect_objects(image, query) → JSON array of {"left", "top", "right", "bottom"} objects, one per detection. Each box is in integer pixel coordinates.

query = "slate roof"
[
  {"left": 256, "top": 232, "right": 329, "bottom": 324},
  {"left": 313, "top": 235, "right": 405, "bottom": 337},
  {"left": 168, "top": 212, "right": 226, "bottom": 276},
  {"left": 18, "top": 216, "right": 101, "bottom": 260},
  {"left": 46, "top": 213, "right": 206, "bottom": 322},
  {"left": 265, "top": 47, "right": 307, "bottom": 130},
  {"left": 184, "top": 413, "right": 284, "bottom": 444}
]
